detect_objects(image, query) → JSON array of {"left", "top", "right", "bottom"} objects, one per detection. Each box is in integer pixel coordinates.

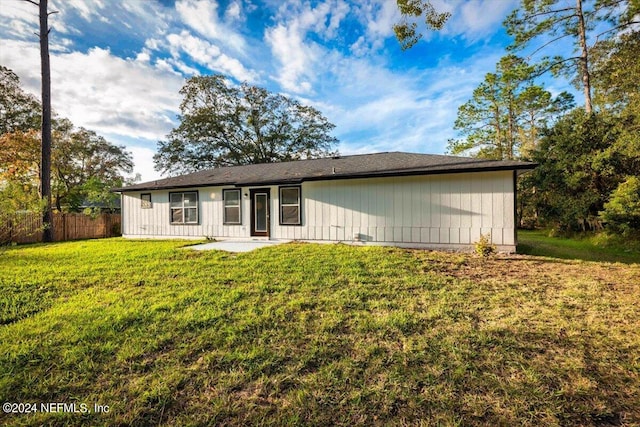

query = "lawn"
[
  {"left": 0, "top": 238, "right": 639, "bottom": 426},
  {"left": 518, "top": 229, "right": 640, "bottom": 264}
]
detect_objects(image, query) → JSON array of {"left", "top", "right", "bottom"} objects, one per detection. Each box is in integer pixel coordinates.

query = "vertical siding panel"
[
  {"left": 493, "top": 174, "right": 504, "bottom": 228},
  {"left": 450, "top": 177, "right": 461, "bottom": 230},
  {"left": 430, "top": 227, "right": 439, "bottom": 243},
  {"left": 305, "top": 185, "right": 312, "bottom": 238},
  {"left": 393, "top": 178, "right": 402, "bottom": 240},
  {"left": 421, "top": 177, "right": 433, "bottom": 229},
  {"left": 431, "top": 177, "right": 440, "bottom": 228},
  {"left": 411, "top": 227, "right": 421, "bottom": 243},
  {"left": 403, "top": 179, "right": 412, "bottom": 229},
  {"left": 492, "top": 174, "right": 505, "bottom": 245},
  {"left": 323, "top": 183, "right": 331, "bottom": 240},
  {"left": 503, "top": 173, "right": 516, "bottom": 246},
  {"left": 480, "top": 176, "right": 493, "bottom": 238},
  {"left": 441, "top": 179, "right": 451, "bottom": 229},
  {"left": 460, "top": 176, "right": 471, "bottom": 243},
  {"left": 450, "top": 228, "right": 460, "bottom": 244},
  {"left": 421, "top": 227, "right": 429, "bottom": 243},
  {"left": 345, "top": 182, "right": 353, "bottom": 238},
  {"left": 336, "top": 182, "right": 345, "bottom": 241},
  {"left": 470, "top": 176, "right": 482, "bottom": 243},
  {"left": 358, "top": 180, "right": 366, "bottom": 232}
]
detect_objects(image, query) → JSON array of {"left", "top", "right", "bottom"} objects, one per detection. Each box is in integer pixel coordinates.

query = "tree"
[
  {"left": 601, "top": 176, "right": 640, "bottom": 235},
  {"left": 0, "top": 120, "right": 133, "bottom": 213},
  {"left": 393, "top": 0, "right": 451, "bottom": 50},
  {"left": 523, "top": 109, "right": 636, "bottom": 232},
  {"left": 0, "top": 67, "right": 134, "bottom": 213},
  {"left": 447, "top": 54, "right": 573, "bottom": 160},
  {"left": 154, "top": 75, "right": 338, "bottom": 176},
  {"left": 22, "top": 0, "right": 57, "bottom": 241},
  {"left": 505, "top": 0, "right": 638, "bottom": 114},
  {"left": 591, "top": 30, "right": 640, "bottom": 108},
  {"left": 52, "top": 120, "right": 134, "bottom": 211},
  {"left": 0, "top": 66, "right": 41, "bottom": 135},
  {"left": 0, "top": 130, "right": 42, "bottom": 210}
]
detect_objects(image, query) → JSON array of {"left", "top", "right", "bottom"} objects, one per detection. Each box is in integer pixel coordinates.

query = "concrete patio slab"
[{"left": 189, "top": 240, "right": 289, "bottom": 253}]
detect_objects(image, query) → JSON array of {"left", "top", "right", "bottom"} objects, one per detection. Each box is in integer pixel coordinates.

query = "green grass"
[
  {"left": 1, "top": 239, "right": 639, "bottom": 426},
  {"left": 518, "top": 229, "right": 640, "bottom": 264}
]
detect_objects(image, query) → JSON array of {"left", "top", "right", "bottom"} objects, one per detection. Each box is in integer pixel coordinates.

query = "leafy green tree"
[
  {"left": 505, "top": 0, "right": 638, "bottom": 113},
  {"left": 524, "top": 109, "right": 635, "bottom": 232},
  {"left": 591, "top": 30, "right": 640, "bottom": 115},
  {"left": 52, "top": 120, "right": 134, "bottom": 211},
  {"left": 0, "top": 119, "right": 133, "bottom": 212},
  {"left": 0, "top": 66, "right": 134, "bottom": 213},
  {"left": 601, "top": 176, "right": 640, "bottom": 234},
  {"left": 393, "top": 0, "right": 451, "bottom": 50},
  {"left": 0, "top": 66, "right": 41, "bottom": 135},
  {"left": 448, "top": 54, "right": 573, "bottom": 160},
  {"left": 154, "top": 75, "right": 338, "bottom": 176}
]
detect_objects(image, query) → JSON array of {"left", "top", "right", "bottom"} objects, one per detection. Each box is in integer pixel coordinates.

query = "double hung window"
[
  {"left": 170, "top": 191, "right": 198, "bottom": 224},
  {"left": 223, "top": 189, "right": 241, "bottom": 224},
  {"left": 279, "top": 186, "right": 301, "bottom": 225}
]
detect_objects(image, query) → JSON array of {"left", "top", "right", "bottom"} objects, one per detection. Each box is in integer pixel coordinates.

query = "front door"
[{"left": 250, "top": 189, "right": 270, "bottom": 237}]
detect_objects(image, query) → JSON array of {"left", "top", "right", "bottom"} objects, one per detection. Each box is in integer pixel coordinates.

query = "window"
[
  {"left": 223, "top": 189, "right": 241, "bottom": 224},
  {"left": 141, "top": 193, "right": 152, "bottom": 209},
  {"left": 169, "top": 191, "right": 198, "bottom": 224},
  {"left": 279, "top": 186, "right": 301, "bottom": 225}
]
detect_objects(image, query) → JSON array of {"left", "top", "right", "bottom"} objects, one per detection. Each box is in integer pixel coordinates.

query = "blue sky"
[{"left": 0, "top": 0, "right": 573, "bottom": 182}]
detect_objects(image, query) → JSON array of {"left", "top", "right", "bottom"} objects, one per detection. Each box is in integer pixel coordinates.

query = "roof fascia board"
[{"left": 113, "top": 163, "right": 537, "bottom": 193}]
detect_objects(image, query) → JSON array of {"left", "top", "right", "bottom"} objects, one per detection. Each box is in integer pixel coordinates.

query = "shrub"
[
  {"left": 601, "top": 176, "right": 640, "bottom": 234},
  {"left": 474, "top": 233, "right": 496, "bottom": 257}
]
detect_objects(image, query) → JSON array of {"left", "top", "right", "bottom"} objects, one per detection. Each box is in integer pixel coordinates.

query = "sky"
[{"left": 0, "top": 0, "right": 571, "bottom": 182}]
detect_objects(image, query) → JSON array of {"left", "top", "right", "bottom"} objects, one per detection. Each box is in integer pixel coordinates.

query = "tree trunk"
[
  {"left": 576, "top": 0, "right": 593, "bottom": 113},
  {"left": 39, "top": 0, "right": 53, "bottom": 242}
]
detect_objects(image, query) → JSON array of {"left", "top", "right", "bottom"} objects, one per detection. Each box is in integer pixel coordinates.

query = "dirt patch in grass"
[{"left": 420, "top": 252, "right": 640, "bottom": 289}]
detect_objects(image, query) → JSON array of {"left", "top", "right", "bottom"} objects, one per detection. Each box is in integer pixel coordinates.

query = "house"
[{"left": 113, "top": 152, "right": 535, "bottom": 252}]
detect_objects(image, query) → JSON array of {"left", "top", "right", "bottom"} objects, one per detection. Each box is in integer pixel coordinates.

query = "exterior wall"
[{"left": 121, "top": 170, "right": 516, "bottom": 251}]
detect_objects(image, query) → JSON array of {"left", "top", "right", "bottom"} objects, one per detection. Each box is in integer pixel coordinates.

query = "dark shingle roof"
[{"left": 114, "top": 152, "right": 536, "bottom": 192}]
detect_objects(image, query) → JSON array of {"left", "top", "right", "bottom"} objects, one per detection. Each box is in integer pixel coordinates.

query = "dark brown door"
[{"left": 250, "top": 189, "right": 270, "bottom": 237}]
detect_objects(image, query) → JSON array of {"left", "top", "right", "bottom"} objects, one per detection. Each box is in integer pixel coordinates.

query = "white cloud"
[
  {"left": 292, "top": 45, "right": 504, "bottom": 156},
  {"left": 265, "top": 0, "right": 351, "bottom": 93},
  {"left": 0, "top": 39, "right": 184, "bottom": 142},
  {"left": 348, "top": 0, "right": 400, "bottom": 54},
  {"left": 175, "top": 0, "right": 246, "bottom": 52},
  {"left": 225, "top": 1, "right": 243, "bottom": 22},
  {"left": 264, "top": 23, "right": 320, "bottom": 93},
  {"left": 51, "top": 0, "right": 106, "bottom": 22},
  {"left": 165, "top": 30, "right": 258, "bottom": 81},
  {"left": 437, "top": 0, "right": 519, "bottom": 41},
  {"left": 128, "top": 145, "right": 164, "bottom": 182}
]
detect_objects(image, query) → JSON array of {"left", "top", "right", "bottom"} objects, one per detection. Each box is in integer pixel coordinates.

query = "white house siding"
[{"left": 121, "top": 170, "right": 516, "bottom": 251}]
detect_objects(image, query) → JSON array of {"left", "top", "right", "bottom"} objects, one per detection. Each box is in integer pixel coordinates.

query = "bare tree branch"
[
  {"left": 524, "top": 7, "right": 576, "bottom": 18},
  {"left": 527, "top": 34, "right": 573, "bottom": 59},
  {"left": 532, "top": 57, "right": 581, "bottom": 78},
  {"left": 592, "top": 21, "right": 640, "bottom": 46}
]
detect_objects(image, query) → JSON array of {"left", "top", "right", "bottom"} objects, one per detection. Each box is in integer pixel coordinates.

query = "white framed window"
[
  {"left": 141, "top": 193, "right": 152, "bottom": 209},
  {"left": 169, "top": 191, "right": 198, "bottom": 224},
  {"left": 279, "top": 186, "right": 301, "bottom": 225},
  {"left": 223, "top": 189, "right": 241, "bottom": 224}
]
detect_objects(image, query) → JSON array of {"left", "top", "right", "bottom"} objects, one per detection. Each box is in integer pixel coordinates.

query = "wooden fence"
[{"left": 1, "top": 212, "right": 121, "bottom": 244}]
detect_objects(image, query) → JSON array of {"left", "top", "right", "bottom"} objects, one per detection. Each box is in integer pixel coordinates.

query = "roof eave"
[{"left": 113, "top": 163, "right": 537, "bottom": 192}]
